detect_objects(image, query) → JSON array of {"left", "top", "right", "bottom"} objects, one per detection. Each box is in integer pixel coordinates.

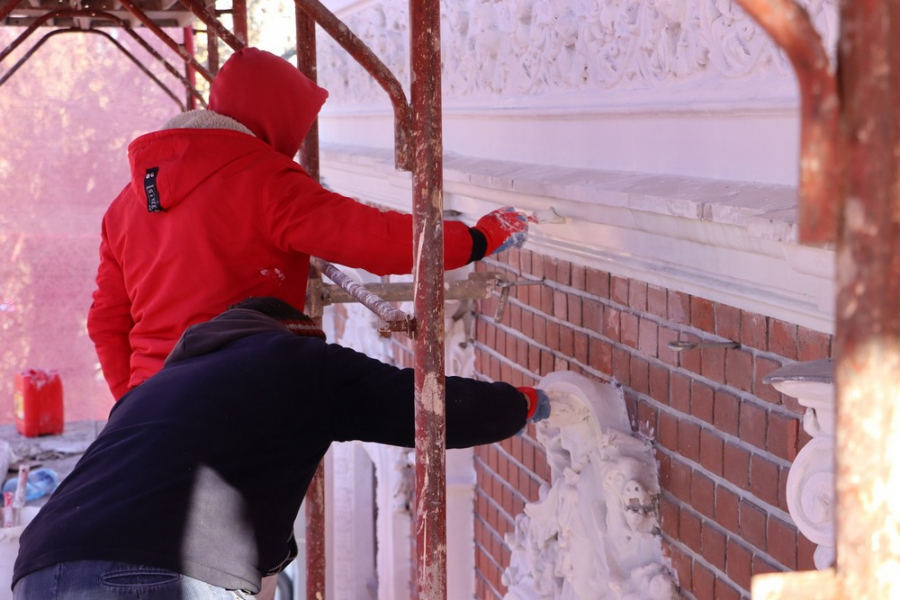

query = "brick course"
[{"left": 464, "top": 251, "right": 829, "bottom": 600}]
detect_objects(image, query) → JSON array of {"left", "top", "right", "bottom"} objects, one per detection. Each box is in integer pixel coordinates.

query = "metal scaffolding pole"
[
  {"left": 231, "top": 0, "right": 247, "bottom": 45},
  {"left": 183, "top": 26, "right": 197, "bottom": 110},
  {"left": 410, "top": 0, "right": 448, "bottom": 598},
  {"left": 207, "top": 26, "right": 219, "bottom": 74},
  {"left": 0, "top": 0, "right": 453, "bottom": 596},
  {"left": 832, "top": 0, "right": 900, "bottom": 596},
  {"left": 743, "top": 0, "right": 900, "bottom": 598},
  {"left": 294, "top": 7, "right": 325, "bottom": 599}
]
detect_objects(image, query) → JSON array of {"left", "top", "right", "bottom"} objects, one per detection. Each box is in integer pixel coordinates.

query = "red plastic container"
[{"left": 14, "top": 369, "right": 64, "bottom": 438}]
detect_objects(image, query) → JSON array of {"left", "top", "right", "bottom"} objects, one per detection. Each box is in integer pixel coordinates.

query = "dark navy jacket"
[{"left": 13, "top": 310, "right": 527, "bottom": 593}]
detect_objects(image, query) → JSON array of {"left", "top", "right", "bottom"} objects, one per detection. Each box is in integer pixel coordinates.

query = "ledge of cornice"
[{"left": 319, "top": 143, "right": 835, "bottom": 334}]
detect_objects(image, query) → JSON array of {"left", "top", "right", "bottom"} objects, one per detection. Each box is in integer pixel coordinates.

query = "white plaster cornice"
[{"left": 320, "top": 144, "right": 835, "bottom": 334}]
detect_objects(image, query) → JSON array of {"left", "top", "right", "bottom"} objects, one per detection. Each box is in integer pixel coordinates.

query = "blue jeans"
[{"left": 13, "top": 561, "right": 256, "bottom": 599}]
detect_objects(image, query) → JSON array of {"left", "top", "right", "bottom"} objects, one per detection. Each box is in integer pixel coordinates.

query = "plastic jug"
[{"left": 14, "top": 369, "right": 63, "bottom": 438}]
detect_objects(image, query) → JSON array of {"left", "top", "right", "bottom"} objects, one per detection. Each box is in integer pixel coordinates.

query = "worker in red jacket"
[
  {"left": 14, "top": 297, "right": 550, "bottom": 599},
  {"left": 88, "top": 47, "right": 529, "bottom": 401}
]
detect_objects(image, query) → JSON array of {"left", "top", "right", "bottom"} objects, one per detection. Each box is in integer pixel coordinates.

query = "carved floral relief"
[
  {"left": 316, "top": 0, "right": 837, "bottom": 106},
  {"left": 502, "top": 372, "right": 676, "bottom": 599}
]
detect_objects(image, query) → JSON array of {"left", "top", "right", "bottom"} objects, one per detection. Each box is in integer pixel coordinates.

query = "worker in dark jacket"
[{"left": 13, "top": 297, "right": 549, "bottom": 599}]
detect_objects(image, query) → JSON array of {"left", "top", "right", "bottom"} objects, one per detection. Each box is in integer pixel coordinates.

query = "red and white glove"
[
  {"left": 518, "top": 387, "right": 551, "bottom": 423},
  {"left": 472, "top": 207, "right": 529, "bottom": 257}
]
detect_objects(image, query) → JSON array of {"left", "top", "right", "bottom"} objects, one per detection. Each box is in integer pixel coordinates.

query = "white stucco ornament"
[
  {"left": 503, "top": 372, "right": 677, "bottom": 600},
  {"left": 763, "top": 359, "right": 835, "bottom": 570}
]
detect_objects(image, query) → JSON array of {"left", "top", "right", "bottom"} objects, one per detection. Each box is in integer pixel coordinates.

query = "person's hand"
[
  {"left": 474, "top": 207, "right": 529, "bottom": 255},
  {"left": 518, "top": 387, "right": 551, "bottom": 423}
]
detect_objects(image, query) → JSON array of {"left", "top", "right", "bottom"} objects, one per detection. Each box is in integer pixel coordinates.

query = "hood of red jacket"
[
  {"left": 126, "top": 120, "right": 265, "bottom": 212},
  {"left": 209, "top": 47, "right": 328, "bottom": 158}
]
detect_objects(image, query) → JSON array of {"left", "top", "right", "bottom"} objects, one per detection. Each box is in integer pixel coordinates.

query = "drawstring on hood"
[{"left": 208, "top": 47, "right": 329, "bottom": 158}]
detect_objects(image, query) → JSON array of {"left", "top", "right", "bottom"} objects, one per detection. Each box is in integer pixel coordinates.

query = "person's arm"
[
  {"left": 321, "top": 342, "right": 530, "bottom": 448},
  {"left": 87, "top": 218, "right": 134, "bottom": 400},
  {"left": 262, "top": 170, "right": 528, "bottom": 274}
]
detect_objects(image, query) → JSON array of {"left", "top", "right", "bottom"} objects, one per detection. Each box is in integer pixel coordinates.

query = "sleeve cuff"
[
  {"left": 468, "top": 227, "right": 488, "bottom": 263},
  {"left": 518, "top": 387, "right": 538, "bottom": 420}
]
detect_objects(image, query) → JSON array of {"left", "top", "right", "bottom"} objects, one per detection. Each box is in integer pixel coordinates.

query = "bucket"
[{"left": 0, "top": 506, "right": 39, "bottom": 600}]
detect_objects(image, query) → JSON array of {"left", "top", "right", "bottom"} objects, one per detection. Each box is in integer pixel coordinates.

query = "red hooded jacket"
[{"left": 87, "top": 48, "right": 477, "bottom": 400}]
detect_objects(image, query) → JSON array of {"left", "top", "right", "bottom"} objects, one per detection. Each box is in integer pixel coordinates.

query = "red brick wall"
[{"left": 471, "top": 248, "right": 830, "bottom": 600}]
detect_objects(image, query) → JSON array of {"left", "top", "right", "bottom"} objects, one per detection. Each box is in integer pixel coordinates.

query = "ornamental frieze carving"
[{"left": 316, "top": 0, "right": 837, "bottom": 106}]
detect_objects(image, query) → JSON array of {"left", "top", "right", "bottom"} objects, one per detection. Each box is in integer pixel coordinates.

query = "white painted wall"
[{"left": 319, "top": 108, "right": 801, "bottom": 186}]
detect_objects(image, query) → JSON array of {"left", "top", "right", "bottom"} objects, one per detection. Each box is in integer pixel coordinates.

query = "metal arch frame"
[
  {"left": 0, "top": 9, "right": 207, "bottom": 106},
  {"left": 0, "top": 28, "right": 186, "bottom": 110},
  {"left": 115, "top": 0, "right": 215, "bottom": 81},
  {"left": 293, "top": 0, "right": 412, "bottom": 170},
  {"left": 734, "top": 0, "right": 840, "bottom": 246}
]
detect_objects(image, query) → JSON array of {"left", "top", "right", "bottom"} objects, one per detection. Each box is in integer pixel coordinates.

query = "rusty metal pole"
[
  {"left": 296, "top": 13, "right": 319, "bottom": 180},
  {"left": 183, "top": 26, "right": 197, "bottom": 110},
  {"left": 117, "top": 0, "right": 216, "bottom": 81},
  {"left": 231, "top": 0, "right": 247, "bottom": 46},
  {"left": 177, "top": 0, "right": 244, "bottom": 51},
  {"left": 750, "top": 1, "right": 900, "bottom": 599},
  {"left": 294, "top": 10, "right": 325, "bottom": 599},
  {"left": 0, "top": 0, "right": 23, "bottom": 22},
  {"left": 833, "top": 0, "right": 900, "bottom": 598},
  {"left": 409, "top": 0, "right": 447, "bottom": 599},
  {"left": 207, "top": 28, "right": 219, "bottom": 74}
]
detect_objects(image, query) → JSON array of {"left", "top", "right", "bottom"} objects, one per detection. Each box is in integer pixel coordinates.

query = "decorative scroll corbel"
[{"left": 763, "top": 359, "right": 835, "bottom": 570}]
